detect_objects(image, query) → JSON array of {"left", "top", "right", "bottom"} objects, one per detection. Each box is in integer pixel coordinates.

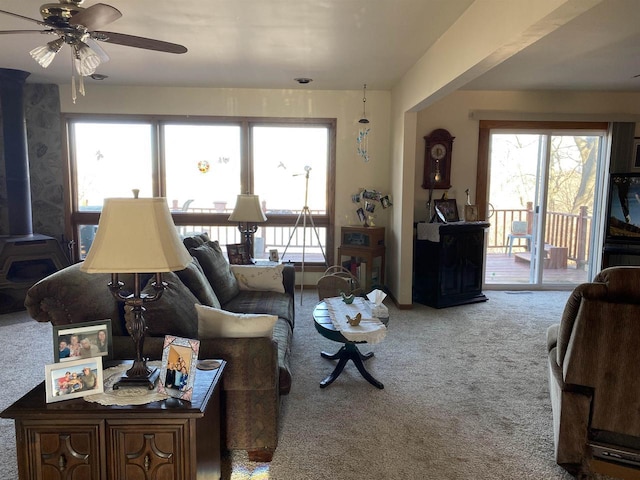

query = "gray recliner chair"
[{"left": 547, "top": 266, "right": 640, "bottom": 476}]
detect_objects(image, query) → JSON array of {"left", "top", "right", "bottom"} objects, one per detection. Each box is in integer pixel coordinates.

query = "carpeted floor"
[{"left": 0, "top": 290, "right": 620, "bottom": 479}]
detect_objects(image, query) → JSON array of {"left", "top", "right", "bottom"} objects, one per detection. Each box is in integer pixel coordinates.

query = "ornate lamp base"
[{"left": 112, "top": 367, "right": 159, "bottom": 390}]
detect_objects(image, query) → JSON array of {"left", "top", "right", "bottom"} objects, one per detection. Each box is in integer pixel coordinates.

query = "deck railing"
[{"left": 488, "top": 202, "right": 591, "bottom": 267}]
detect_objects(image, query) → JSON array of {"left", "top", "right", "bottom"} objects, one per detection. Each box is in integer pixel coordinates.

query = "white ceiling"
[{"left": 0, "top": 0, "right": 638, "bottom": 93}]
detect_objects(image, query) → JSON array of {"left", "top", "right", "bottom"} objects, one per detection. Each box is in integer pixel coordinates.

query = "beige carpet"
[{"left": 0, "top": 290, "right": 620, "bottom": 479}]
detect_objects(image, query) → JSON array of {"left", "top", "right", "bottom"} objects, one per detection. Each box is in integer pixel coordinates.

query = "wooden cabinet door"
[
  {"left": 21, "top": 421, "right": 102, "bottom": 480},
  {"left": 107, "top": 421, "right": 189, "bottom": 480}
]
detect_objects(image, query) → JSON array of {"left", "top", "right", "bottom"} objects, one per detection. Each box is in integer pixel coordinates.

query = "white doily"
[
  {"left": 84, "top": 361, "right": 168, "bottom": 406},
  {"left": 325, "top": 297, "right": 387, "bottom": 344}
]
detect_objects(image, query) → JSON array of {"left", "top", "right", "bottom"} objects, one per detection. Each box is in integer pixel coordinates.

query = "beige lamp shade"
[
  {"left": 228, "top": 194, "right": 267, "bottom": 223},
  {"left": 81, "top": 198, "right": 192, "bottom": 274}
]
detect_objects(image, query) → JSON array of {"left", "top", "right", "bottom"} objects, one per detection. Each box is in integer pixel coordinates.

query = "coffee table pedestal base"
[{"left": 320, "top": 343, "right": 384, "bottom": 389}]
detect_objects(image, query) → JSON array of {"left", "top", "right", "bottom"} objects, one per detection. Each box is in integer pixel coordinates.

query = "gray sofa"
[{"left": 25, "top": 233, "right": 295, "bottom": 462}]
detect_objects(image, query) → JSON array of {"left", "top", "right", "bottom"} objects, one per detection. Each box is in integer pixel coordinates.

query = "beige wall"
[
  {"left": 415, "top": 90, "right": 640, "bottom": 223},
  {"left": 61, "top": 85, "right": 393, "bottom": 284}
]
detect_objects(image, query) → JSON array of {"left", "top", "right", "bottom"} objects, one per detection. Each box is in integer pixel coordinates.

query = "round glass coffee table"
[{"left": 313, "top": 301, "right": 385, "bottom": 389}]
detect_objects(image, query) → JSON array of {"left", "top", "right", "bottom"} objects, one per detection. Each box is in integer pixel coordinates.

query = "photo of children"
[
  {"left": 163, "top": 346, "right": 193, "bottom": 392},
  {"left": 45, "top": 357, "right": 104, "bottom": 403}
]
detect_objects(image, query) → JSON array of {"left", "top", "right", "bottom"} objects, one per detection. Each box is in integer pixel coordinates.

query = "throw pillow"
[
  {"left": 229, "top": 264, "right": 285, "bottom": 293},
  {"left": 182, "top": 232, "right": 210, "bottom": 250},
  {"left": 196, "top": 304, "right": 277, "bottom": 338},
  {"left": 189, "top": 240, "right": 240, "bottom": 304},
  {"left": 125, "top": 271, "right": 199, "bottom": 339},
  {"left": 175, "top": 257, "right": 222, "bottom": 308}
]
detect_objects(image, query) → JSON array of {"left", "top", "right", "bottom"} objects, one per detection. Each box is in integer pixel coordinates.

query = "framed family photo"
[
  {"left": 157, "top": 336, "right": 200, "bottom": 401},
  {"left": 45, "top": 357, "right": 104, "bottom": 403},
  {"left": 53, "top": 319, "right": 112, "bottom": 362}
]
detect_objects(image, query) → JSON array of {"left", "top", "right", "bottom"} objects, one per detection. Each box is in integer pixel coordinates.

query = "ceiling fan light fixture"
[
  {"left": 74, "top": 41, "right": 101, "bottom": 76},
  {"left": 29, "top": 37, "right": 64, "bottom": 68}
]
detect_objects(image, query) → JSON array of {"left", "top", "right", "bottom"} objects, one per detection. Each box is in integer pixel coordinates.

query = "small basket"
[{"left": 316, "top": 266, "right": 362, "bottom": 301}]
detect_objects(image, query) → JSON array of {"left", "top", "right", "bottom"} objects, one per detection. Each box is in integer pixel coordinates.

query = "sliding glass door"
[{"left": 484, "top": 126, "right": 607, "bottom": 287}]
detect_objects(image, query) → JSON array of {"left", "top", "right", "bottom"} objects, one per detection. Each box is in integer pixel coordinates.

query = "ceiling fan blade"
[
  {"left": 0, "top": 9, "right": 47, "bottom": 27},
  {"left": 93, "top": 31, "right": 187, "bottom": 54},
  {"left": 85, "top": 37, "right": 110, "bottom": 64},
  {"left": 70, "top": 3, "right": 121, "bottom": 31},
  {"left": 0, "top": 29, "right": 50, "bottom": 35}
]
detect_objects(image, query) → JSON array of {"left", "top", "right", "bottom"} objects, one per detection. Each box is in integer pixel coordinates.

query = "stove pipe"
[{"left": 0, "top": 68, "right": 32, "bottom": 236}]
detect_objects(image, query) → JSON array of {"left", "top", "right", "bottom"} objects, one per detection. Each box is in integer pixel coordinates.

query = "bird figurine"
[
  {"left": 346, "top": 313, "right": 362, "bottom": 326},
  {"left": 340, "top": 291, "right": 355, "bottom": 304}
]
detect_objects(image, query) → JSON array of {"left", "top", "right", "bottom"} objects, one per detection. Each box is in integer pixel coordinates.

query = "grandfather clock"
[{"left": 422, "top": 128, "right": 454, "bottom": 190}]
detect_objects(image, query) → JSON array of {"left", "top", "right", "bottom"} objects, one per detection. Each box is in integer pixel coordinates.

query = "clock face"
[{"left": 430, "top": 143, "right": 447, "bottom": 160}]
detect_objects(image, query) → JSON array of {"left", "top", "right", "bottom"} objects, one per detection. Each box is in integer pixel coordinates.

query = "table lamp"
[
  {"left": 228, "top": 194, "right": 267, "bottom": 258},
  {"left": 81, "top": 193, "right": 192, "bottom": 389}
]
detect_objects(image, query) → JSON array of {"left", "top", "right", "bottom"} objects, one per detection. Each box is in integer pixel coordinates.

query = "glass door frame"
[{"left": 476, "top": 120, "right": 610, "bottom": 289}]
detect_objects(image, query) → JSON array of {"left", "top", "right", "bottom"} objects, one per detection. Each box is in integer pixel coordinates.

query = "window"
[{"left": 66, "top": 115, "right": 336, "bottom": 265}]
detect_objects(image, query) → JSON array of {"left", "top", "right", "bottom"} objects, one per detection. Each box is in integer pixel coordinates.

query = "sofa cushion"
[
  {"left": 189, "top": 240, "right": 240, "bottom": 304},
  {"left": 230, "top": 264, "right": 285, "bottom": 293},
  {"left": 126, "top": 271, "right": 200, "bottom": 339},
  {"left": 176, "top": 257, "right": 221, "bottom": 308},
  {"left": 196, "top": 304, "right": 277, "bottom": 338},
  {"left": 223, "top": 290, "right": 295, "bottom": 330}
]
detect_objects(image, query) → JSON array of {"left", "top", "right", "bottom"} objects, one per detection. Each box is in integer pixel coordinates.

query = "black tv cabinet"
[{"left": 413, "top": 222, "right": 490, "bottom": 308}]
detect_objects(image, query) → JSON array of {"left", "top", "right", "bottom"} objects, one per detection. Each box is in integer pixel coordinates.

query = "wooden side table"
[{"left": 1, "top": 360, "right": 225, "bottom": 480}]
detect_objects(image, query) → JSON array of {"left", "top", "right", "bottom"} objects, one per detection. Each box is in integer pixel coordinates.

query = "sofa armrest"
[
  {"left": 282, "top": 264, "right": 295, "bottom": 297},
  {"left": 24, "top": 263, "right": 127, "bottom": 336},
  {"left": 114, "top": 335, "right": 278, "bottom": 392}
]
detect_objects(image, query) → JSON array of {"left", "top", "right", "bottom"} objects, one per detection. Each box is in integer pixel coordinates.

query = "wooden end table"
[
  {"left": 1, "top": 360, "right": 225, "bottom": 480},
  {"left": 313, "top": 301, "right": 385, "bottom": 389}
]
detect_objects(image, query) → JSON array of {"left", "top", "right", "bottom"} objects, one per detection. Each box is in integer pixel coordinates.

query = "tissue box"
[{"left": 372, "top": 304, "right": 389, "bottom": 320}]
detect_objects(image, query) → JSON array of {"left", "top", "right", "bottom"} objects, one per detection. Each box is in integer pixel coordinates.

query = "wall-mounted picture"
[
  {"left": 606, "top": 174, "right": 640, "bottom": 241},
  {"left": 157, "top": 336, "right": 200, "bottom": 401},
  {"left": 53, "top": 319, "right": 112, "bottom": 363},
  {"left": 632, "top": 138, "right": 640, "bottom": 171},
  {"left": 434, "top": 199, "right": 459, "bottom": 223},
  {"left": 45, "top": 357, "right": 104, "bottom": 403}
]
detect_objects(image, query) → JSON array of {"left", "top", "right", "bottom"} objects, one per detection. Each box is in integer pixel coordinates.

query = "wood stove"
[{"left": 0, "top": 69, "right": 70, "bottom": 313}]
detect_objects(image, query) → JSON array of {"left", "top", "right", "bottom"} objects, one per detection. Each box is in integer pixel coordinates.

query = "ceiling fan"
[{"left": 0, "top": 0, "right": 188, "bottom": 101}]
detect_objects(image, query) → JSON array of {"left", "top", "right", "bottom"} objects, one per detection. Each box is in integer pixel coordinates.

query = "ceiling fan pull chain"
[
  {"left": 71, "top": 55, "right": 77, "bottom": 104},
  {"left": 78, "top": 73, "right": 85, "bottom": 98}
]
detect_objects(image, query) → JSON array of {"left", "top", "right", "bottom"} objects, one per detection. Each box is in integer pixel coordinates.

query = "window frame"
[{"left": 64, "top": 113, "right": 336, "bottom": 267}]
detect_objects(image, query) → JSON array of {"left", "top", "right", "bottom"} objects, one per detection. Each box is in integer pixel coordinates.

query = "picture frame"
[
  {"left": 464, "top": 204, "right": 479, "bottom": 222},
  {"left": 434, "top": 199, "right": 459, "bottom": 222},
  {"left": 45, "top": 357, "right": 104, "bottom": 403},
  {"left": 53, "top": 319, "right": 112, "bottom": 363},
  {"left": 632, "top": 138, "right": 640, "bottom": 171},
  {"left": 226, "top": 243, "right": 252, "bottom": 265},
  {"left": 157, "top": 335, "right": 200, "bottom": 401}
]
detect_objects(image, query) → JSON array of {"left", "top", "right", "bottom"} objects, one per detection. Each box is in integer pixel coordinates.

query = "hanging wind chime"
[{"left": 357, "top": 84, "right": 370, "bottom": 162}]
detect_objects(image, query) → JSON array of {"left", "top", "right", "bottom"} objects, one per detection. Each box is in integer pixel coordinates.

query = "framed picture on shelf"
[
  {"left": 53, "top": 319, "right": 112, "bottom": 362},
  {"left": 45, "top": 357, "right": 104, "bottom": 403},
  {"left": 226, "top": 243, "right": 252, "bottom": 265},
  {"left": 434, "top": 199, "right": 459, "bottom": 223},
  {"left": 157, "top": 336, "right": 200, "bottom": 401},
  {"left": 464, "top": 204, "right": 479, "bottom": 222}
]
